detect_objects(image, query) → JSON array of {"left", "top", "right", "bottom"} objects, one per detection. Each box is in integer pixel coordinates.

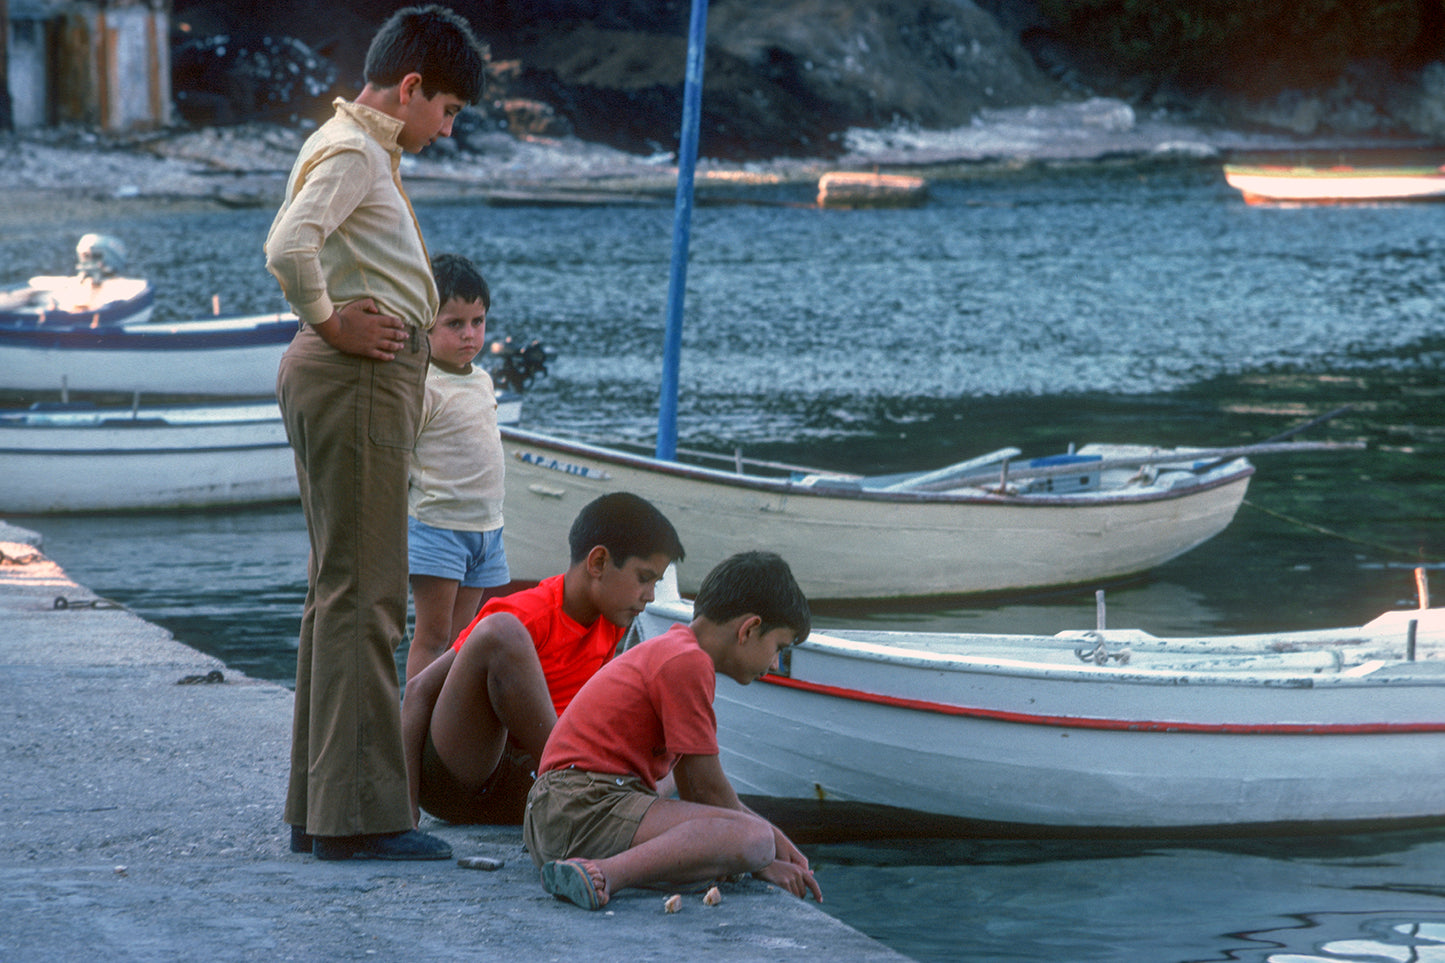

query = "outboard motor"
[
  {"left": 486, "top": 337, "right": 549, "bottom": 393},
  {"left": 75, "top": 234, "right": 128, "bottom": 285}
]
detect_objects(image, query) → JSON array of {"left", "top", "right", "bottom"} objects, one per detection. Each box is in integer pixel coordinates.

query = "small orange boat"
[{"left": 816, "top": 171, "right": 928, "bottom": 209}]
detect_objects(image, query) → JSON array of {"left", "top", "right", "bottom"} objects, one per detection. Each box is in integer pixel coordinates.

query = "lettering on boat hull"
[{"left": 514, "top": 449, "right": 612, "bottom": 481}]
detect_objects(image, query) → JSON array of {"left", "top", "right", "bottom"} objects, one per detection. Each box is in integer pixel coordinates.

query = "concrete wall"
[
  {"left": 8, "top": 0, "right": 170, "bottom": 131},
  {"left": 7, "top": 15, "right": 49, "bottom": 128}
]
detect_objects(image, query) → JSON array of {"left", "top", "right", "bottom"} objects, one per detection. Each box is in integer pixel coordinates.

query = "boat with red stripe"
[{"left": 629, "top": 577, "right": 1445, "bottom": 836}]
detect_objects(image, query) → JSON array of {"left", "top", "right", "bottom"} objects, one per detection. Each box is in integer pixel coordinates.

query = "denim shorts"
[{"left": 408, "top": 517, "right": 510, "bottom": 588}]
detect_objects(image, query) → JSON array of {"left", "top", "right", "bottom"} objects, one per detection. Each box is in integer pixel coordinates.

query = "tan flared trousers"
[{"left": 277, "top": 322, "right": 427, "bottom": 837}]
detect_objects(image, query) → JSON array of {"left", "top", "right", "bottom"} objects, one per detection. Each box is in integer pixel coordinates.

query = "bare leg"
[
  {"left": 401, "top": 649, "right": 457, "bottom": 826},
  {"left": 427, "top": 613, "right": 556, "bottom": 783},
  {"left": 588, "top": 798, "right": 775, "bottom": 899},
  {"left": 407, "top": 574, "right": 462, "bottom": 681},
  {"left": 475, "top": 583, "right": 512, "bottom": 619}
]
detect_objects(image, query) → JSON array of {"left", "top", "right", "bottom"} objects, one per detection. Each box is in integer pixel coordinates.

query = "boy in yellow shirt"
[{"left": 264, "top": 5, "right": 487, "bottom": 861}]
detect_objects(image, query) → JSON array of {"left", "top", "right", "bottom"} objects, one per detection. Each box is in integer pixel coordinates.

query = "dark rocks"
[
  {"left": 172, "top": 33, "right": 342, "bottom": 126},
  {"left": 166, "top": 0, "right": 1445, "bottom": 161},
  {"left": 169, "top": 0, "right": 1065, "bottom": 159}
]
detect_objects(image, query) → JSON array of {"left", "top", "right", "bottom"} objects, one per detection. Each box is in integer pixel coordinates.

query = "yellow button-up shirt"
[{"left": 264, "top": 98, "right": 438, "bottom": 331}]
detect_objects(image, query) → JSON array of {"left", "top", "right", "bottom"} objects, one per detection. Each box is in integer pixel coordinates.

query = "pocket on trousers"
[{"left": 366, "top": 362, "right": 422, "bottom": 449}]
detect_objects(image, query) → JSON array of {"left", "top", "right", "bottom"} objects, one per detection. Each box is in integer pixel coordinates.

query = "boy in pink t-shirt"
[{"left": 522, "top": 551, "right": 822, "bottom": 909}]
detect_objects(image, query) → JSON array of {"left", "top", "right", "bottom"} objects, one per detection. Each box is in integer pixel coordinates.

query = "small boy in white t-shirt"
[{"left": 406, "top": 253, "right": 510, "bottom": 681}]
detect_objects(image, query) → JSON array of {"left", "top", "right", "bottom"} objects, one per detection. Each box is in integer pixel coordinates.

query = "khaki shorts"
[{"left": 523, "top": 768, "right": 657, "bottom": 866}]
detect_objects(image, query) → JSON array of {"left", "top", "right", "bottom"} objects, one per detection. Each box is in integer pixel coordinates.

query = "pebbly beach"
[
  {"left": 0, "top": 519, "right": 905, "bottom": 962},
  {"left": 0, "top": 96, "right": 1331, "bottom": 227}
]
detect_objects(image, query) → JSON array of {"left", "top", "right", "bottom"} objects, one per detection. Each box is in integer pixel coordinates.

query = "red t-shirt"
[
  {"left": 450, "top": 573, "right": 625, "bottom": 716},
  {"left": 538, "top": 622, "right": 718, "bottom": 791}
]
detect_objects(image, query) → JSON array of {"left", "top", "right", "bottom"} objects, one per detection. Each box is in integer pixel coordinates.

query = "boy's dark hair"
[
  {"left": 694, "top": 551, "right": 811, "bottom": 644},
  {"left": 432, "top": 253, "right": 490, "bottom": 309},
  {"left": 364, "top": 5, "right": 488, "bottom": 105},
  {"left": 568, "top": 493, "right": 685, "bottom": 567}
]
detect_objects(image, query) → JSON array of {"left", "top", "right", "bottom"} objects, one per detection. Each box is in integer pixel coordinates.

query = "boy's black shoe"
[
  {"left": 313, "top": 829, "right": 452, "bottom": 861},
  {"left": 289, "top": 825, "right": 314, "bottom": 854}
]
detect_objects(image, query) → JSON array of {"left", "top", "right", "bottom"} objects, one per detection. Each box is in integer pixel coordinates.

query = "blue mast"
[{"left": 655, "top": 0, "right": 709, "bottom": 461}]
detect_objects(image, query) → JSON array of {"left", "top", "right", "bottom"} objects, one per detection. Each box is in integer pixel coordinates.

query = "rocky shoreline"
[{"left": 0, "top": 96, "right": 1382, "bottom": 228}]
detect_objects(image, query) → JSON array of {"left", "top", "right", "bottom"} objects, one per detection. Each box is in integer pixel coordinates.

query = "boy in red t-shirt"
[
  {"left": 523, "top": 551, "right": 822, "bottom": 909},
  {"left": 402, "top": 492, "right": 684, "bottom": 826}
]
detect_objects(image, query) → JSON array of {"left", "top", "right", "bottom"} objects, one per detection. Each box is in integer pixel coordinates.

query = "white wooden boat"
[
  {"left": 1, "top": 316, "right": 550, "bottom": 402},
  {"left": 501, "top": 426, "right": 1273, "bottom": 600},
  {"left": 1223, "top": 162, "right": 1445, "bottom": 204},
  {"left": 0, "top": 393, "right": 524, "bottom": 514},
  {"left": 0, "top": 233, "right": 155, "bottom": 327},
  {"left": 0, "top": 311, "right": 300, "bottom": 397},
  {"left": 0, "top": 273, "right": 156, "bottom": 327},
  {"left": 631, "top": 590, "right": 1445, "bottom": 835},
  {"left": 0, "top": 400, "right": 295, "bottom": 513}
]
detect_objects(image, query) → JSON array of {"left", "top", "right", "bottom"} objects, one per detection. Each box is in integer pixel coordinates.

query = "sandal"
[{"left": 541, "top": 859, "right": 605, "bottom": 910}]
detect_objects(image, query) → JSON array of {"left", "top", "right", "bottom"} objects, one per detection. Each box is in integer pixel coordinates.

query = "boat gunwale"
[
  {"left": 793, "top": 629, "right": 1443, "bottom": 689},
  {"left": 0, "top": 439, "right": 292, "bottom": 457},
  {"left": 0, "top": 314, "right": 299, "bottom": 351},
  {"left": 0, "top": 401, "right": 284, "bottom": 433},
  {"left": 502, "top": 425, "right": 1255, "bottom": 508},
  {"left": 642, "top": 599, "right": 1445, "bottom": 692},
  {"left": 751, "top": 672, "right": 1445, "bottom": 734}
]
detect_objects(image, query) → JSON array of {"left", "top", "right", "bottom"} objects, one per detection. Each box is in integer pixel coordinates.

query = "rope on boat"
[
  {"left": 1242, "top": 499, "right": 1445, "bottom": 563},
  {"left": 1072, "top": 631, "right": 1133, "bottom": 665}
]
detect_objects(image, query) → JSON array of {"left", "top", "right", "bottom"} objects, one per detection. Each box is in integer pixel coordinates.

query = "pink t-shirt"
[
  {"left": 539, "top": 623, "right": 718, "bottom": 791},
  {"left": 451, "top": 574, "right": 625, "bottom": 717}
]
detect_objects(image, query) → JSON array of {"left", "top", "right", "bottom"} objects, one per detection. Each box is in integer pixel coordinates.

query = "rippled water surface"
[{"left": 9, "top": 161, "right": 1445, "bottom": 961}]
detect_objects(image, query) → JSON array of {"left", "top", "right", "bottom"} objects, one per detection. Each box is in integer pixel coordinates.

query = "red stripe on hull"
[{"left": 759, "top": 674, "right": 1445, "bottom": 735}]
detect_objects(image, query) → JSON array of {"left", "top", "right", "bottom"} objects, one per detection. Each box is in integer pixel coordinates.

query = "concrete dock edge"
[{"left": 0, "top": 521, "right": 907, "bottom": 962}]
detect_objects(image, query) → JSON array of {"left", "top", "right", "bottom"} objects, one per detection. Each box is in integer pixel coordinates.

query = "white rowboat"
[
  {"left": 631, "top": 592, "right": 1445, "bottom": 835},
  {"left": 0, "top": 400, "right": 295, "bottom": 514},
  {"left": 1223, "top": 163, "right": 1445, "bottom": 204},
  {"left": 0, "top": 312, "right": 299, "bottom": 397},
  {"left": 0, "top": 273, "right": 156, "bottom": 327},
  {"left": 0, "top": 393, "right": 524, "bottom": 514},
  {"left": 501, "top": 426, "right": 1261, "bottom": 600}
]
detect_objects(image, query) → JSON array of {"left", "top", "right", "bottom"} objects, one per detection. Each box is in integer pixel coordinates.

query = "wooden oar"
[
  {"left": 1190, "top": 404, "right": 1354, "bottom": 473},
  {"left": 905, "top": 405, "right": 1362, "bottom": 493},
  {"left": 904, "top": 438, "right": 1364, "bottom": 493}
]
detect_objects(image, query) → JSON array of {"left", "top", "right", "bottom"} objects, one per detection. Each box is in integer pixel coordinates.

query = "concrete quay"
[{"left": 0, "top": 522, "right": 906, "bottom": 963}]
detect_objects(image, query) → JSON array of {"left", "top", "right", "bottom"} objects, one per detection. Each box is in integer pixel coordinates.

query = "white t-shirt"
[{"left": 407, "top": 363, "right": 505, "bottom": 531}]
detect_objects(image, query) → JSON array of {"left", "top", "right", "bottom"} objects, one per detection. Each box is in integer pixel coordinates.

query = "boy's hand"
[
  {"left": 316, "top": 298, "right": 410, "bottom": 360},
  {"left": 756, "top": 858, "right": 823, "bottom": 902},
  {"left": 773, "top": 828, "right": 808, "bottom": 868},
  {"left": 759, "top": 827, "right": 822, "bottom": 900}
]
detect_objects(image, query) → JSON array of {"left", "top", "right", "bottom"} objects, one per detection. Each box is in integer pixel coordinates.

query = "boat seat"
[
  {"left": 862, "top": 448, "right": 1024, "bottom": 492},
  {"left": 791, "top": 473, "right": 862, "bottom": 491}
]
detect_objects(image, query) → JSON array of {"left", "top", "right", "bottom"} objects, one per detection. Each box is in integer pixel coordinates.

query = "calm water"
[{"left": 9, "top": 161, "right": 1445, "bottom": 962}]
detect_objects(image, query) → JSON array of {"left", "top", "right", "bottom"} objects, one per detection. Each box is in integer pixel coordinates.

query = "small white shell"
[
  {"left": 703, "top": 885, "right": 723, "bottom": 906},
  {"left": 663, "top": 894, "right": 682, "bottom": 914}
]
